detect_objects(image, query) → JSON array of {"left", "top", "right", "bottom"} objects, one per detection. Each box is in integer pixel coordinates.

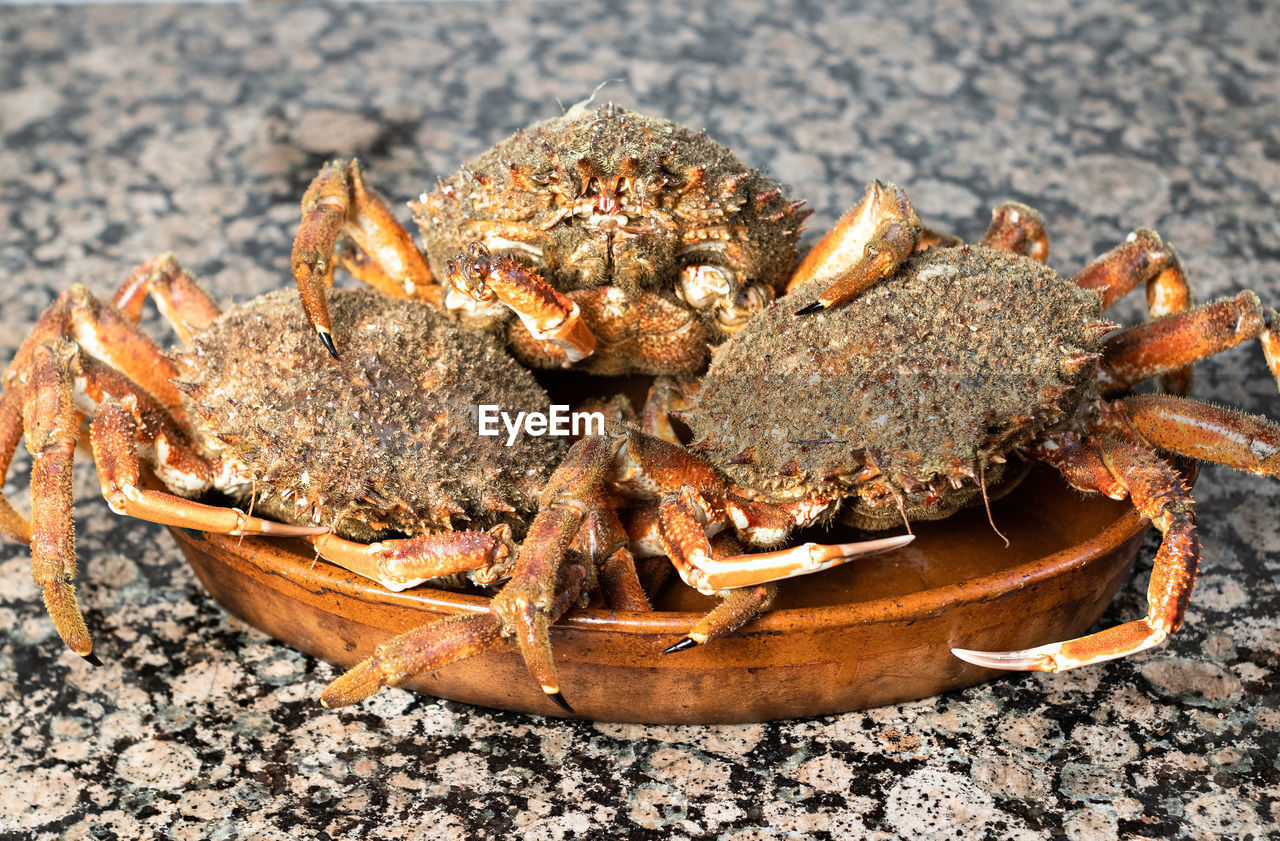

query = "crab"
[
  {"left": 0, "top": 261, "right": 567, "bottom": 665},
  {"left": 287, "top": 102, "right": 813, "bottom": 374},
  {"left": 1, "top": 257, "right": 906, "bottom": 707},
  {"left": 607, "top": 181, "right": 1280, "bottom": 674},
  {"left": 320, "top": 180, "right": 1280, "bottom": 710}
]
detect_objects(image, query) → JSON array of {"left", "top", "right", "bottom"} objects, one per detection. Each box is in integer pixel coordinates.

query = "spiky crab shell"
[
  {"left": 413, "top": 105, "right": 808, "bottom": 323},
  {"left": 173, "top": 290, "right": 565, "bottom": 542},
  {"left": 686, "top": 245, "right": 1107, "bottom": 529}
]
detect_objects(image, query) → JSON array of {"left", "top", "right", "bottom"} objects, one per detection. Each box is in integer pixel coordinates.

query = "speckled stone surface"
[{"left": 2, "top": 2, "right": 1279, "bottom": 839}]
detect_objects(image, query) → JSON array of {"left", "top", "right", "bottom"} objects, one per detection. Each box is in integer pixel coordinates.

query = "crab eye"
[
  {"left": 677, "top": 264, "right": 737, "bottom": 310},
  {"left": 714, "top": 283, "right": 773, "bottom": 331}
]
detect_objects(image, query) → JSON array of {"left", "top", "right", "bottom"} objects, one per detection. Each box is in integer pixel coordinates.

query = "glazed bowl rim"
[{"left": 201, "top": 503, "right": 1147, "bottom": 636}]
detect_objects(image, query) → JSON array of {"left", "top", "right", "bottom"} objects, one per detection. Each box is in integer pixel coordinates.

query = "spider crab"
[
  {"left": 643, "top": 181, "right": 1280, "bottom": 674},
  {"left": 289, "top": 102, "right": 810, "bottom": 373},
  {"left": 323, "top": 180, "right": 1280, "bottom": 710},
  {"left": 0, "top": 268, "right": 565, "bottom": 666}
]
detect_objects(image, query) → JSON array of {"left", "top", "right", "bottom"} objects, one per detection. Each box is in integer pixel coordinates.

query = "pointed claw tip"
[
  {"left": 794, "top": 300, "right": 825, "bottom": 316},
  {"left": 950, "top": 646, "right": 1047, "bottom": 672},
  {"left": 545, "top": 689, "right": 574, "bottom": 713},
  {"left": 950, "top": 647, "right": 1002, "bottom": 669},
  {"left": 662, "top": 637, "right": 699, "bottom": 655},
  {"left": 317, "top": 330, "right": 339, "bottom": 359},
  {"left": 82, "top": 651, "right": 103, "bottom": 667}
]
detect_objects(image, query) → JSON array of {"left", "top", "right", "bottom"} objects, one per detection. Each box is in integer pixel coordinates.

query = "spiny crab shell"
[
  {"left": 412, "top": 104, "right": 809, "bottom": 349},
  {"left": 172, "top": 289, "right": 565, "bottom": 543},
  {"left": 686, "top": 244, "right": 1106, "bottom": 529}
]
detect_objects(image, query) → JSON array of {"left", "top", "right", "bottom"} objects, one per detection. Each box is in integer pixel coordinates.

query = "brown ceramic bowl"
[{"left": 171, "top": 464, "right": 1148, "bottom": 723}]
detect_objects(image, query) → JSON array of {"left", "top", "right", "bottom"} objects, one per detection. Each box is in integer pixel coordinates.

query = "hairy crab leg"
[
  {"left": 109, "top": 254, "right": 221, "bottom": 343},
  {"left": 0, "top": 387, "right": 32, "bottom": 543},
  {"left": 1097, "top": 292, "right": 1280, "bottom": 394},
  {"left": 600, "top": 546, "right": 651, "bottom": 611},
  {"left": 23, "top": 343, "right": 93, "bottom": 659},
  {"left": 291, "top": 159, "right": 440, "bottom": 357},
  {"left": 622, "top": 508, "right": 790, "bottom": 646},
  {"left": 4, "top": 284, "right": 188, "bottom": 424},
  {"left": 307, "top": 525, "right": 516, "bottom": 592},
  {"left": 89, "top": 402, "right": 326, "bottom": 537},
  {"left": 956, "top": 435, "right": 1198, "bottom": 671},
  {"left": 788, "top": 180, "right": 922, "bottom": 314},
  {"left": 641, "top": 377, "right": 701, "bottom": 445},
  {"left": 489, "top": 434, "right": 619, "bottom": 710},
  {"left": 320, "top": 563, "right": 588, "bottom": 709},
  {"left": 445, "top": 243, "right": 597, "bottom": 365},
  {"left": 19, "top": 338, "right": 232, "bottom": 661},
  {"left": 978, "top": 202, "right": 1049, "bottom": 263},
  {"left": 1070, "top": 228, "right": 1194, "bottom": 394},
  {"left": 1098, "top": 395, "right": 1280, "bottom": 475},
  {"left": 662, "top": 583, "right": 778, "bottom": 654},
  {"left": 613, "top": 427, "right": 914, "bottom": 569},
  {"left": 575, "top": 499, "right": 652, "bottom": 611},
  {"left": 487, "top": 428, "right": 920, "bottom": 706},
  {"left": 659, "top": 530, "right": 778, "bottom": 654}
]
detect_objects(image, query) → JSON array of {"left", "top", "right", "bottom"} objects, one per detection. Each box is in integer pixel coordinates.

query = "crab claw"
[
  {"left": 692, "top": 533, "right": 916, "bottom": 593},
  {"left": 951, "top": 645, "right": 1062, "bottom": 671},
  {"left": 788, "top": 180, "right": 922, "bottom": 313},
  {"left": 951, "top": 620, "right": 1168, "bottom": 672}
]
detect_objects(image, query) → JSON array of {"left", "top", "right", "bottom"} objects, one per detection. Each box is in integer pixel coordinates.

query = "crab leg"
[
  {"left": 445, "top": 243, "right": 597, "bottom": 365},
  {"left": 109, "top": 254, "right": 221, "bottom": 343},
  {"left": 490, "top": 429, "right": 917, "bottom": 706},
  {"left": 789, "top": 180, "right": 922, "bottom": 314},
  {"left": 614, "top": 427, "right": 914, "bottom": 567},
  {"left": 641, "top": 377, "right": 701, "bottom": 445},
  {"left": 600, "top": 546, "right": 651, "bottom": 611},
  {"left": 663, "top": 583, "right": 778, "bottom": 654},
  {"left": 23, "top": 343, "right": 93, "bottom": 660},
  {"left": 576, "top": 499, "right": 651, "bottom": 610},
  {"left": 320, "top": 562, "right": 588, "bottom": 709},
  {"left": 660, "top": 529, "right": 778, "bottom": 653},
  {"left": 1099, "top": 395, "right": 1280, "bottom": 475},
  {"left": 4, "top": 284, "right": 188, "bottom": 424},
  {"left": 1071, "top": 228, "right": 1194, "bottom": 394},
  {"left": 0, "top": 386, "right": 32, "bottom": 544},
  {"left": 307, "top": 525, "right": 515, "bottom": 592},
  {"left": 489, "top": 434, "right": 619, "bottom": 710},
  {"left": 656, "top": 485, "right": 913, "bottom": 594},
  {"left": 956, "top": 435, "right": 1198, "bottom": 671},
  {"left": 89, "top": 402, "right": 326, "bottom": 537},
  {"left": 979, "top": 202, "right": 1049, "bottom": 263},
  {"left": 1096, "top": 292, "right": 1280, "bottom": 394},
  {"left": 291, "top": 159, "right": 440, "bottom": 357}
]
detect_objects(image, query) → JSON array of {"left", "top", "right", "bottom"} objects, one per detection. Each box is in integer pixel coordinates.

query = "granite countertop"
[{"left": 2, "top": 2, "right": 1278, "bottom": 839}]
